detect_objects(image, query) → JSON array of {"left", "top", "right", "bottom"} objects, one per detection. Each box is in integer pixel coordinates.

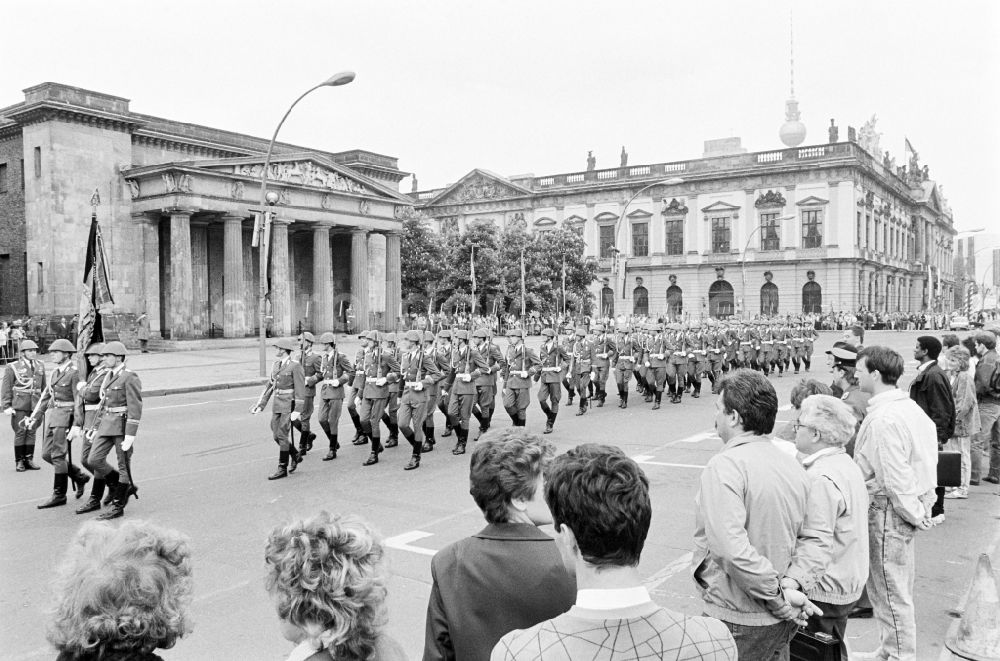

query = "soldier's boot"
[
  {"left": 288, "top": 446, "right": 300, "bottom": 473},
  {"left": 803, "top": 358, "right": 811, "bottom": 372},
  {"left": 23, "top": 445, "right": 40, "bottom": 470},
  {"left": 441, "top": 420, "right": 454, "bottom": 438},
  {"left": 268, "top": 452, "right": 289, "bottom": 480},
  {"left": 596, "top": 387, "right": 605, "bottom": 407},
  {"left": 385, "top": 422, "right": 399, "bottom": 449},
  {"left": 474, "top": 424, "right": 489, "bottom": 441},
  {"left": 14, "top": 446, "right": 25, "bottom": 472},
  {"left": 516, "top": 413, "right": 527, "bottom": 427},
  {"left": 404, "top": 453, "right": 420, "bottom": 471},
  {"left": 652, "top": 392, "right": 662, "bottom": 410},
  {"left": 323, "top": 434, "right": 339, "bottom": 461},
  {"left": 576, "top": 396, "right": 587, "bottom": 416},
  {"left": 544, "top": 412, "right": 556, "bottom": 435},
  {"left": 421, "top": 423, "right": 436, "bottom": 452},
  {"left": 37, "top": 474, "right": 69, "bottom": 509},
  {"left": 96, "top": 482, "right": 129, "bottom": 520},
  {"left": 471, "top": 407, "right": 485, "bottom": 431},
  {"left": 76, "top": 479, "right": 105, "bottom": 514},
  {"left": 68, "top": 466, "right": 90, "bottom": 499},
  {"left": 588, "top": 382, "right": 596, "bottom": 400},
  {"left": 102, "top": 471, "right": 120, "bottom": 505},
  {"left": 354, "top": 421, "right": 371, "bottom": 446},
  {"left": 621, "top": 389, "right": 629, "bottom": 409},
  {"left": 692, "top": 382, "right": 702, "bottom": 398},
  {"left": 348, "top": 408, "right": 364, "bottom": 438},
  {"left": 403, "top": 431, "right": 421, "bottom": 470},
  {"left": 452, "top": 428, "right": 467, "bottom": 455},
  {"left": 673, "top": 388, "right": 683, "bottom": 404}
]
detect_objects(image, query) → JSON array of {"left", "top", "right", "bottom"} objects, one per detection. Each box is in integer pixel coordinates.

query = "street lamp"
[
  {"left": 613, "top": 177, "right": 684, "bottom": 300},
  {"left": 738, "top": 214, "right": 796, "bottom": 318},
  {"left": 256, "top": 71, "right": 356, "bottom": 377}
]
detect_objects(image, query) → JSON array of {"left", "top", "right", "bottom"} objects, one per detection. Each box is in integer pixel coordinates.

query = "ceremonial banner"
[{"left": 76, "top": 218, "right": 114, "bottom": 356}]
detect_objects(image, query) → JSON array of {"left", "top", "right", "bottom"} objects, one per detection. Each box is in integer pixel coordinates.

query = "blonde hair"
[
  {"left": 46, "top": 520, "right": 193, "bottom": 655},
  {"left": 943, "top": 345, "right": 971, "bottom": 373},
  {"left": 265, "top": 512, "right": 386, "bottom": 659},
  {"left": 798, "top": 394, "right": 858, "bottom": 448}
]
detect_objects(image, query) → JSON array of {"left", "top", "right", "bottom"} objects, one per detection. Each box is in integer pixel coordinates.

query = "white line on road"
[
  {"left": 385, "top": 530, "right": 438, "bottom": 556},
  {"left": 146, "top": 396, "right": 256, "bottom": 411},
  {"left": 632, "top": 455, "right": 706, "bottom": 469},
  {"left": 644, "top": 551, "right": 694, "bottom": 591}
]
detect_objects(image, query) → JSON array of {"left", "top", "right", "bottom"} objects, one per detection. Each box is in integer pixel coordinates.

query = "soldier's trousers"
[
  {"left": 537, "top": 381, "right": 561, "bottom": 419},
  {"left": 474, "top": 385, "right": 497, "bottom": 427},
  {"left": 359, "top": 398, "right": 388, "bottom": 447},
  {"left": 10, "top": 410, "right": 37, "bottom": 448},
  {"left": 573, "top": 372, "right": 591, "bottom": 401},
  {"left": 666, "top": 362, "right": 686, "bottom": 393},
  {"left": 270, "top": 411, "right": 292, "bottom": 451},
  {"left": 317, "top": 397, "right": 344, "bottom": 442},
  {"left": 592, "top": 367, "right": 609, "bottom": 399},
  {"left": 502, "top": 387, "right": 530, "bottom": 425},
  {"left": 41, "top": 425, "right": 83, "bottom": 476},
  {"left": 347, "top": 389, "right": 364, "bottom": 433},
  {"left": 293, "top": 394, "right": 315, "bottom": 434},
  {"left": 647, "top": 367, "right": 666, "bottom": 393},
  {"left": 423, "top": 390, "right": 439, "bottom": 431},
  {"left": 614, "top": 367, "right": 633, "bottom": 389},
  {"left": 708, "top": 361, "right": 724, "bottom": 393},
  {"left": 89, "top": 434, "right": 132, "bottom": 484},
  {"left": 447, "top": 391, "right": 475, "bottom": 430},
  {"left": 397, "top": 394, "right": 427, "bottom": 450}
]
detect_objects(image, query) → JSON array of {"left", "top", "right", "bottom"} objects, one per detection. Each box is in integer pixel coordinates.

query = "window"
[
  {"left": 666, "top": 285, "right": 683, "bottom": 320},
  {"left": 599, "top": 224, "right": 616, "bottom": 258},
  {"left": 33, "top": 147, "right": 41, "bottom": 178},
  {"left": 601, "top": 286, "right": 614, "bottom": 317},
  {"left": 36, "top": 262, "right": 44, "bottom": 295},
  {"left": 760, "top": 282, "right": 779, "bottom": 316},
  {"left": 632, "top": 286, "right": 649, "bottom": 316},
  {"left": 801, "top": 210, "right": 822, "bottom": 248},
  {"left": 802, "top": 281, "right": 822, "bottom": 314},
  {"left": 760, "top": 212, "right": 780, "bottom": 251},
  {"left": 0, "top": 163, "right": 6, "bottom": 193},
  {"left": 708, "top": 280, "right": 735, "bottom": 318},
  {"left": 866, "top": 214, "right": 871, "bottom": 248},
  {"left": 711, "top": 216, "right": 731, "bottom": 253},
  {"left": 857, "top": 212, "right": 863, "bottom": 248},
  {"left": 665, "top": 218, "right": 683, "bottom": 255},
  {"left": 631, "top": 222, "right": 648, "bottom": 257}
]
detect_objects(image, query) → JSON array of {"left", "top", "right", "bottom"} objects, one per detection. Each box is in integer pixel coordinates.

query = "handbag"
[
  {"left": 938, "top": 450, "right": 962, "bottom": 488},
  {"left": 791, "top": 629, "right": 840, "bottom": 661}
]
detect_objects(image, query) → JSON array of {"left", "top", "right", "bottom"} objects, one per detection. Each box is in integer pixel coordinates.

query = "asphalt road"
[{"left": 1, "top": 330, "right": 997, "bottom": 661}]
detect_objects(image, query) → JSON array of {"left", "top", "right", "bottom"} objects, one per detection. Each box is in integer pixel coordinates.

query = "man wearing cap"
[
  {"left": 568, "top": 327, "right": 592, "bottom": 416},
  {"left": 421, "top": 330, "right": 446, "bottom": 452},
  {"left": 447, "top": 329, "right": 488, "bottom": 455},
  {"left": 74, "top": 343, "right": 111, "bottom": 513},
  {"left": 380, "top": 333, "right": 402, "bottom": 449},
  {"left": 471, "top": 328, "right": 506, "bottom": 439},
  {"left": 559, "top": 325, "right": 578, "bottom": 407},
  {"left": 27, "top": 338, "right": 90, "bottom": 508},
  {"left": 644, "top": 326, "right": 669, "bottom": 410},
  {"left": 828, "top": 344, "right": 869, "bottom": 456},
  {"left": 347, "top": 333, "right": 369, "bottom": 445},
  {"left": 251, "top": 338, "right": 305, "bottom": 480},
  {"left": 87, "top": 341, "right": 142, "bottom": 519},
  {"left": 2, "top": 340, "right": 46, "bottom": 471},
  {"left": 358, "top": 331, "right": 401, "bottom": 466},
  {"left": 434, "top": 330, "right": 456, "bottom": 438},
  {"left": 667, "top": 325, "right": 690, "bottom": 404},
  {"left": 502, "top": 328, "right": 539, "bottom": 427},
  {"left": 589, "top": 324, "right": 615, "bottom": 407},
  {"left": 294, "top": 332, "right": 322, "bottom": 457},
  {"left": 613, "top": 327, "right": 639, "bottom": 408},
  {"left": 536, "top": 328, "right": 568, "bottom": 434},
  {"left": 397, "top": 330, "right": 441, "bottom": 470},
  {"left": 315, "top": 332, "right": 354, "bottom": 461}
]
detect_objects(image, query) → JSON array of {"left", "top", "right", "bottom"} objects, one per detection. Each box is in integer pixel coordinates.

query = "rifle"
[
  {"left": 20, "top": 380, "right": 52, "bottom": 431},
  {"left": 250, "top": 361, "right": 279, "bottom": 413}
]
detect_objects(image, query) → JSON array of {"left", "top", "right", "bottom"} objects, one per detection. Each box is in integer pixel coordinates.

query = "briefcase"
[
  {"left": 790, "top": 629, "right": 839, "bottom": 661},
  {"left": 938, "top": 450, "right": 962, "bottom": 488}
]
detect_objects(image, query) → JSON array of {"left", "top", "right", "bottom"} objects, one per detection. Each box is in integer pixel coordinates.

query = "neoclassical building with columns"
[{"left": 0, "top": 82, "right": 411, "bottom": 338}]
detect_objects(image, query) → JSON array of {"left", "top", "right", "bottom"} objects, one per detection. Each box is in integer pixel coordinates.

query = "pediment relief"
[
  {"left": 754, "top": 190, "right": 786, "bottom": 208},
  {"left": 594, "top": 211, "right": 619, "bottom": 223},
  {"left": 662, "top": 198, "right": 688, "bottom": 215},
  {"left": 534, "top": 217, "right": 556, "bottom": 227},
  {"left": 626, "top": 209, "right": 653, "bottom": 219},
  {"left": 795, "top": 196, "right": 829, "bottom": 207},
  {"left": 700, "top": 201, "right": 740, "bottom": 214},
  {"left": 449, "top": 174, "right": 526, "bottom": 204},
  {"left": 564, "top": 214, "right": 586, "bottom": 224},
  {"left": 232, "top": 160, "right": 371, "bottom": 195}
]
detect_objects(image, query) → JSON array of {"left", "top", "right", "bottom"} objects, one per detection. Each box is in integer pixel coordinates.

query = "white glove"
[
  {"left": 76, "top": 382, "right": 86, "bottom": 393},
  {"left": 519, "top": 370, "right": 529, "bottom": 379},
  {"left": 250, "top": 405, "right": 262, "bottom": 415},
  {"left": 440, "top": 390, "right": 448, "bottom": 397},
  {"left": 121, "top": 435, "right": 135, "bottom": 452},
  {"left": 290, "top": 411, "right": 301, "bottom": 422},
  {"left": 3, "top": 407, "right": 13, "bottom": 416},
  {"left": 414, "top": 382, "right": 424, "bottom": 391},
  {"left": 644, "top": 362, "right": 650, "bottom": 368},
  {"left": 589, "top": 371, "right": 596, "bottom": 380},
  {"left": 460, "top": 374, "right": 472, "bottom": 382},
  {"left": 375, "top": 377, "right": 387, "bottom": 386},
  {"left": 69, "top": 426, "right": 82, "bottom": 440},
  {"left": 354, "top": 397, "right": 362, "bottom": 408},
  {"left": 329, "top": 378, "right": 339, "bottom": 387}
]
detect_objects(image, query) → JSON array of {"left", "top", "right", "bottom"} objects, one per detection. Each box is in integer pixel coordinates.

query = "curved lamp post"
[
  {"left": 256, "top": 71, "right": 355, "bottom": 376},
  {"left": 739, "top": 214, "right": 796, "bottom": 319},
  {"left": 612, "top": 177, "right": 684, "bottom": 301}
]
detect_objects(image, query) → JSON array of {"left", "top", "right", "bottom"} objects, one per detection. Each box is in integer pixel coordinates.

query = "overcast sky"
[{"left": 4, "top": 0, "right": 997, "bottom": 240}]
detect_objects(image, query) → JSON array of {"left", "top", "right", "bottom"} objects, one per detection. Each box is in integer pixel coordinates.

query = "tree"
[{"left": 400, "top": 215, "right": 447, "bottom": 314}]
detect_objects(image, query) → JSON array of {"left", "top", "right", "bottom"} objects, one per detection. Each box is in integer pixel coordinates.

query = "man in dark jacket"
[{"left": 909, "top": 336, "right": 956, "bottom": 523}]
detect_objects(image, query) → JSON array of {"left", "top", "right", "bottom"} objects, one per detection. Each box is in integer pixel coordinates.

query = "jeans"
[
  {"left": 867, "top": 496, "right": 917, "bottom": 661},
  {"left": 944, "top": 436, "right": 971, "bottom": 490},
  {"left": 722, "top": 620, "right": 797, "bottom": 661},
  {"left": 972, "top": 400, "right": 1000, "bottom": 482}
]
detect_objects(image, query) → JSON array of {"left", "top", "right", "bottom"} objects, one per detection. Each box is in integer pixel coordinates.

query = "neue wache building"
[{"left": 0, "top": 83, "right": 412, "bottom": 339}]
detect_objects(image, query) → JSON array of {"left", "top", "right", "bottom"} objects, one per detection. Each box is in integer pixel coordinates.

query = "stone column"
[
  {"left": 350, "top": 229, "right": 370, "bottom": 331},
  {"left": 384, "top": 231, "right": 402, "bottom": 331},
  {"left": 168, "top": 209, "right": 195, "bottom": 338},
  {"left": 222, "top": 215, "right": 246, "bottom": 337},
  {"left": 270, "top": 219, "right": 292, "bottom": 337},
  {"left": 134, "top": 213, "right": 161, "bottom": 338},
  {"left": 312, "top": 223, "right": 334, "bottom": 332}
]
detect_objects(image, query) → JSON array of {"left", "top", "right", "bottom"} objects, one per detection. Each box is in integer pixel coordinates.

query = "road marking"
[
  {"left": 670, "top": 431, "right": 718, "bottom": 444},
  {"left": 644, "top": 551, "right": 694, "bottom": 591},
  {"left": 385, "top": 530, "right": 438, "bottom": 556},
  {"left": 632, "top": 455, "right": 706, "bottom": 469},
  {"left": 147, "top": 396, "right": 256, "bottom": 411}
]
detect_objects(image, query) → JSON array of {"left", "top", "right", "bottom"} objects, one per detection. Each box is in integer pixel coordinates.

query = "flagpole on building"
[{"left": 470, "top": 243, "right": 477, "bottom": 316}]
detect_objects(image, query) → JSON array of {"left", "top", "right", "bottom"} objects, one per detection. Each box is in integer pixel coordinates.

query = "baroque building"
[
  {"left": 0, "top": 82, "right": 411, "bottom": 337},
  {"left": 413, "top": 126, "right": 956, "bottom": 320}
]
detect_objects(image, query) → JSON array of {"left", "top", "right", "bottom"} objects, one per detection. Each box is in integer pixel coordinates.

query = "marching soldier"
[
  {"left": 86, "top": 341, "right": 142, "bottom": 519},
  {"left": 774, "top": 322, "right": 790, "bottom": 375},
  {"left": 536, "top": 328, "right": 568, "bottom": 434},
  {"left": 357, "top": 331, "right": 400, "bottom": 466},
  {"left": 293, "top": 332, "right": 322, "bottom": 456},
  {"left": 380, "top": 333, "right": 401, "bottom": 448},
  {"left": 347, "top": 333, "right": 368, "bottom": 444},
  {"left": 27, "top": 339, "right": 90, "bottom": 508},
  {"left": 434, "top": 330, "right": 455, "bottom": 438},
  {"left": 250, "top": 338, "right": 304, "bottom": 480},
  {"left": 705, "top": 321, "right": 726, "bottom": 394},
  {"left": 569, "top": 327, "right": 592, "bottom": 415},
  {"left": 315, "top": 332, "right": 354, "bottom": 461},
  {"left": 501, "top": 328, "right": 539, "bottom": 427},
  {"left": 446, "top": 329, "right": 487, "bottom": 455},
  {"left": 613, "top": 326, "right": 639, "bottom": 408},
  {"left": 471, "top": 327, "right": 506, "bottom": 438},
  {"left": 396, "top": 330, "right": 440, "bottom": 470},
  {"left": 589, "top": 324, "right": 615, "bottom": 407},
  {"left": 421, "top": 330, "right": 447, "bottom": 452},
  {"left": 801, "top": 322, "right": 816, "bottom": 371},
  {"left": 2, "top": 340, "right": 46, "bottom": 471},
  {"left": 687, "top": 324, "right": 709, "bottom": 398},
  {"left": 667, "top": 324, "right": 690, "bottom": 404},
  {"left": 560, "top": 325, "right": 577, "bottom": 406},
  {"left": 74, "top": 343, "right": 110, "bottom": 513},
  {"left": 646, "top": 325, "right": 669, "bottom": 409}
]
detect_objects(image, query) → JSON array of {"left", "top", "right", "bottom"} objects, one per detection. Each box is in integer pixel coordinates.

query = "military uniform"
[
  {"left": 589, "top": 325, "right": 615, "bottom": 407},
  {"left": 501, "top": 329, "right": 540, "bottom": 426},
  {"left": 667, "top": 326, "right": 689, "bottom": 404},
  {"left": 536, "top": 329, "right": 568, "bottom": 434},
  {"left": 567, "top": 328, "right": 592, "bottom": 415},
  {"left": 358, "top": 332, "right": 401, "bottom": 465},
  {"left": 446, "top": 330, "right": 488, "bottom": 454},
  {"left": 380, "top": 334, "right": 401, "bottom": 448},
  {"left": 315, "top": 333, "right": 354, "bottom": 461},
  {"left": 421, "top": 331, "right": 449, "bottom": 452},
  {"left": 613, "top": 329, "right": 640, "bottom": 408},
  {"left": 435, "top": 331, "right": 456, "bottom": 437},
  {"left": 646, "top": 328, "right": 669, "bottom": 408},
  {"left": 471, "top": 329, "right": 506, "bottom": 437},
  {"left": 560, "top": 327, "right": 578, "bottom": 406},
  {"left": 74, "top": 344, "right": 110, "bottom": 513},
  {"left": 397, "top": 330, "right": 441, "bottom": 470},
  {"left": 705, "top": 323, "right": 726, "bottom": 394},
  {"left": 1, "top": 343, "right": 46, "bottom": 470},
  {"left": 294, "top": 333, "right": 323, "bottom": 455},
  {"left": 347, "top": 336, "right": 368, "bottom": 443}
]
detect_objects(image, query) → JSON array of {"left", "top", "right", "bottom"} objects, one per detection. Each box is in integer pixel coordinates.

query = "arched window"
[
  {"left": 802, "top": 281, "right": 823, "bottom": 314},
  {"left": 601, "top": 286, "right": 614, "bottom": 317},
  {"left": 666, "top": 285, "right": 683, "bottom": 321},
  {"left": 633, "top": 286, "right": 649, "bottom": 316},
  {"left": 760, "top": 282, "right": 779, "bottom": 317},
  {"left": 708, "top": 280, "right": 735, "bottom": 318}
]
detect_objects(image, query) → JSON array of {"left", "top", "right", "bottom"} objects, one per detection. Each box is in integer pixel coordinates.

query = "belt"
[
  {"left": 106, "top": 406, "right": 127, "bottom": 413},
  {"left": 13, "top": 387, "right": 39, "bottom": 393},
  {"left": 275, "top": 388, "right": 293, "bottom": 394},
  {"left": 84, "top": 404, "right": 100, "bottom": 411},
  {"left": 54, "top": 401, "right": 75, "bottom": 408},
  {"left": 405, "top": 381, "right": 423, "bottom": 389},
  {"left": 320, "top": 379, "right": 341, "bottom": 386}
]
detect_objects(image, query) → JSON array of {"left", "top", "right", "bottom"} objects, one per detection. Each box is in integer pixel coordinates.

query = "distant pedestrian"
[
  {"left": 941, "top": 346, "right": 980, "bottom": 499},
  {"left": 972, "top": 331, "right": 1000, "bottom": 486},
  {"left": 135, "top": 311, "right": 150, "bottom": 353},
  {"left": 909, "top": 336, "right": 955, "bottom": 524}
]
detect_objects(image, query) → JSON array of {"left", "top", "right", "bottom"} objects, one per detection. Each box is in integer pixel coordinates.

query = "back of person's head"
[
  {"left": 798, "top": 394, "right": 857, "bottom": 448},
  {"left": 943, "top": 345, "right": 971, "bottom": 373},
  {"left": 469, "top": 428, "right": 555, "bottom": 524},
  {"left": 917, "top": 335, "right": 943, "bottom": 360},
  {"left": 850, "top": 324, "right": 865, "bottom": 344},
  {"left": 790, "top": 378, "right": 832, "bottom": 409},
  {"left": 47, "top": 520, "right": 193, "bottom": 656},
  {"left": 857, "top": 346, "right": 905, "bottom": 385},
  {"left": 720, "top": 369, "right": 778, "bottom": 434},
  {"left": 962, "top": 335, "right": 979, "bottom": 356},
  {"left": 976, "top": 331, "right": 997, "bottom": 352},
  {"left": 941, "top": 333, "right": 960, "bottom": 348},
  {"left": 265, "top": 512, "right": 386, "bottom": 659},
  {"left": 545, "top": 444, "right": 650, "bottom": 568}
]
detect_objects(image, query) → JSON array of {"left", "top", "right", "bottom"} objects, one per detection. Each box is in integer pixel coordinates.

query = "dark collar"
[{"left": 474, "top": 522, "right": 555, "bottom": 542}]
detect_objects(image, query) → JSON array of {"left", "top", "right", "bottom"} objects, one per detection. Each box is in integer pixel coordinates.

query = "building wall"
[{"left": 0, "top": 133, "right": 27, "bottom": 315}]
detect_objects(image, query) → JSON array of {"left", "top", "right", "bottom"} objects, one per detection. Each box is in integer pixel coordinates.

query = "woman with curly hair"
[
  {"left": 47, "top": 520, "right": 193, "bottom": 661},
  {"left": 265, "top": 512, "right": 406, "bottom": 661}
]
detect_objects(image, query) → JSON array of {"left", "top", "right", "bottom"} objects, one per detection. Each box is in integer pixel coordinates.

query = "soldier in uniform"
[
  {"left": 86, "top": 341, "right": 142, "bottom": 519},
  {"left": 347, "top": 333, "right": 368, "bottom": 444},
  {"left": 421, "top": 330, "right": 447, "bottom": 453},
  {"left": 75, "top": 343, "right": 111, "bottom": 514},
  {"left": 589, "top": 324, "right": 615, "bottom": 407},
  {"left": 471, "top": 328, "right": 505, "bottom": 439},
  {"left": 26, "top": 338, "right": 90, "bottom": 508},
  {"left": 501, "top": 328, "right": 539, "bottom": 427},
  {"left": 380, "top": 333, "right": 401, "bottom": 448},
  {"left": 687, "top": 324, "right": 709, "bottom": 398},
  {"left": 435, "top": 330, "right": 455, "bottom": 438},
  {"left": 613, "top": 326, "right": 639, "bottom": 408},
  {"left": 250, "top": 338, "right": 304, "bottom": 480},
  {"left": 2, "top": 340, "right": 45, "bottom": 471},
  {"left": 446, "top": 329, "right": 487, "bottom": 455},
  {"left": 560, "top": 325, "right": 577, "bottom": 406},
  {"left": 535, "top": 328, "right": 568, "bottom": 434},
  {"left": 568, "top": 327, "right": 592, "bottom": 415},
  {"left": 358, "top": 331, "right": 400, "bottom": 466},
  {"left": 396, "top": 330, "right": 440, "bottom": 470},
  {"left": 667, "top": 324, "right": 690, "bottom": 404},
  {"left": 646, "top": 325, "right": 669, "bottom": 409},
  {"left": 294, "top": 332, "right": 322, "bottom": 457},
  {"left": 801, "top": 321, "right": 816, "bottom": 371},
  {"left": 759, "top": 323, "right": 777, "bottom": 376},
  {"left": 705, "top": 321, "right": 726, "bottom": 394},
  {"left": 315, "top": 332, "right": 354, "bottom": 461}
]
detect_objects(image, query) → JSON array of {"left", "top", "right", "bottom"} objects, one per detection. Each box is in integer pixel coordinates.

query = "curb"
[{"left": 144, "top": 379, "right": 268, "bottom": 398}]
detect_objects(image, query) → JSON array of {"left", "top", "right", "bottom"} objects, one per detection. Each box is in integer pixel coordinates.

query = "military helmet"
[
  {"left": 592, "top": 324, "right": 605, "bottom": 333},
  {"left": 384, "top": 332, "right": 397, "bottom": 344},
  {"left": 506, "top": 328, "right": 524, "bottom": 338},
  {"left": 18, "top": 340, "right": 38, "bottom": 352},
  {"left": 271, "top": 337, "right": 298, "bottom": 352},
  {"left": 472, "top": 328, "right": 489, "bottom": 339},
  {"left": 540, "top": 328, "right": 555, "bottom": 337},
  {"left": 453, "top": 329, "right": 470, "bottom": 341},
  {"left": 101, "top": 341, "right": 128, "bottom": 356},
  {"left": 404, "top": 330, "right": 422, "bottom": 343},
  {"left": 422, "top": 331, "right": 436, "bottom": 343},
  {"left": 48, "top": 338, "right": 76, "bottom": 353},
  {"left": 299, "top": 331, "right": 315, "bottom": 343},
  {"left": 437, "top": 330, "right": 452, "bottom": 339},
  {"left": 318, "top": 332, "right": 336, "bottom": 345},
  {"left": 574, "top": 327, "right": 587, "bottom": 337},
  {"left": 365, "top": 330, "right": 381, "bottom": 342},
  {"left": 84, "top": 343, "right": 105, "bottom": 355}
]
